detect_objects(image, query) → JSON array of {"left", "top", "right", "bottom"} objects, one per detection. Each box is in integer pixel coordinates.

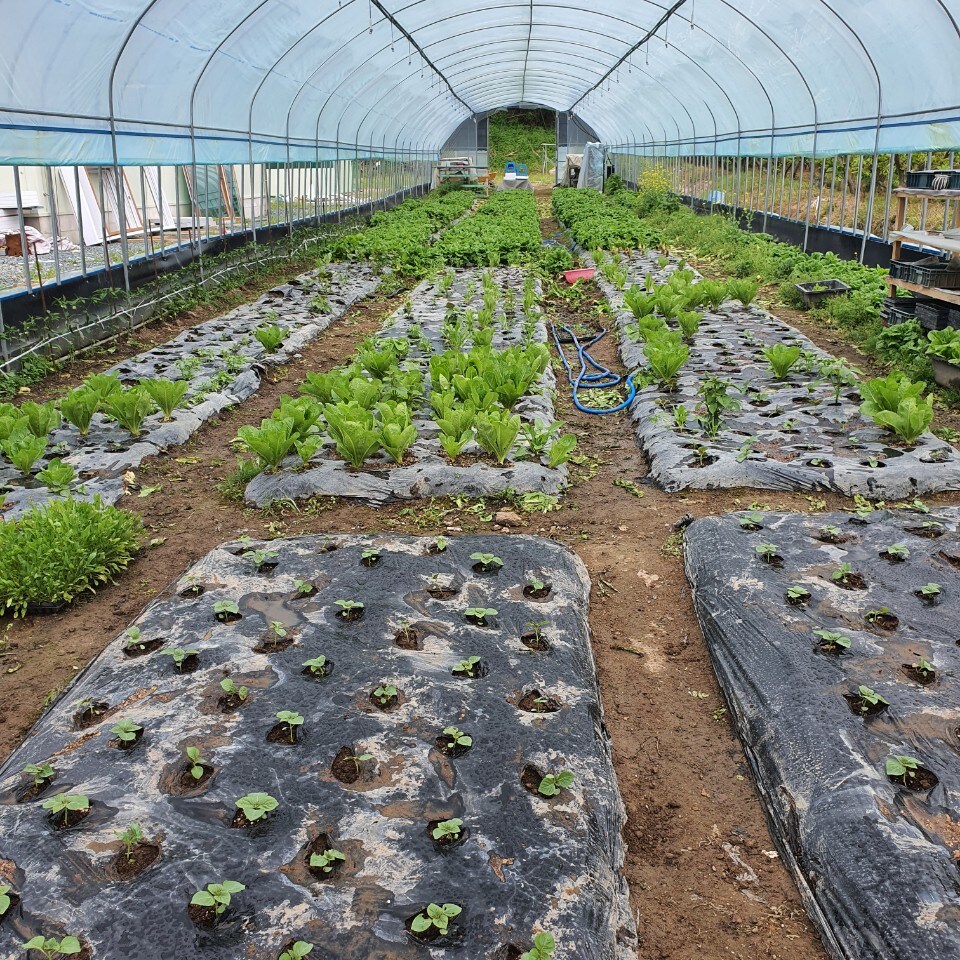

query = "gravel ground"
[{"left": 1, "top": 240, "right": 152, "bottom": 295}]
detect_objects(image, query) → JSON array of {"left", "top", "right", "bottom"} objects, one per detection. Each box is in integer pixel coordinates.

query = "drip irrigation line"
[{"left": 550, "top": 321, "right": 636, "bottom": 414}]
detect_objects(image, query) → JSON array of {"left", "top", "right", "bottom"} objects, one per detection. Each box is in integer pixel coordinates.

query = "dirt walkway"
[{"left": 8, "top": 186, "right": 958, "bottom": 959}]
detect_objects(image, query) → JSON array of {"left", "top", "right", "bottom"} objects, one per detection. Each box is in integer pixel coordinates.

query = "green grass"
[{"left": 487, "top": 109, "right": 555, "bottom": 175}]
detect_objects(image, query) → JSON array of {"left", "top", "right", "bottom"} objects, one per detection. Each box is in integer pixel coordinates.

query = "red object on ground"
[{"left": 563, "top": 268, "right": 595, "bottom": 284}]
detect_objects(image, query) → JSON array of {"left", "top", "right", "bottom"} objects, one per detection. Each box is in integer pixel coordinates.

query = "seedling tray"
[
  {"left": 905, "top": 170, "right": 960, "bottom": 191},
  {"left": 794, "top": 279, "right": 850, "bottom": 308},
  {"left": 685, "top": 507, "right": 960, "bottom": 960},
  {"left": 909, "top": 259, "right": 960, "bottom": 290},
  {"left": 0, "top": 534, "right": 635, "bottom": 960}
]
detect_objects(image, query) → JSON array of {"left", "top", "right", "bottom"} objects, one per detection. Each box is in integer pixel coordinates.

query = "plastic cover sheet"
[
  {"left": 577, "top": 143, "right": 605, "bottom": 191},
  {"left": 0, "top": 0, "right": 959, "bottom": 164}
]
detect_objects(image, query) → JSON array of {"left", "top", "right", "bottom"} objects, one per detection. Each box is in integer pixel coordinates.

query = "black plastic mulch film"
[
  {"left": 0, "top": 534, "right": 635, "bottom": 960},
  {"left": 684, "top": 506, "right": 960, "bottom": 960}
]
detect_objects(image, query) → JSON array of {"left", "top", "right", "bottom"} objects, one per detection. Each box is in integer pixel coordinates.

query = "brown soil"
[
  {"left": 843, "top": 693, "right": 889, "bottom": 718},
  {"left": 520, "top": 630, "right": 550, "bottom": 652},
  {"left": 435, "top": 734, "right": 471, "bottom": 758},
  {"left": 902, "top": 664, "right": 937, "bottom": 686},
  {"left": 394, "top": 626, "right": 423, "bottom": 650},
  {"left": 369, "top": 689, "right": 400, "bottom": 711},
  {"left": 331, "top": 746, "right": 365, "bottom": 785},
  {"left": 517, "top": 690, "right": 561, "bottom": 714},
  {"left": 113, "top": 841, "right": 161, "bottom": 881},
  {"left": 50, "top": 805, "right": 91, "bottom": 830},
  {"left": 9, "top": 187, "right": 960, "bottom": 960},
  {"left": 187, "top": 902, "right": 218, "bottom": 928},
  {"left": 520, "top": 763, "right": 546, "bottom": 796},
  {"left": 266, "top": 722, "right": 302, "bottom": 746},
  {"left": 889, "top": 767, "right": 939, "bottom": 791}
]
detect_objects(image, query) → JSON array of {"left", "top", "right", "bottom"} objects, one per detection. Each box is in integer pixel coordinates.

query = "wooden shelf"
[
  {"left": 886, "top": 276, "right": 960, "bottom": 306},
  {"left": 890, "top": 229, "right": 960, "bottom": 256},
  {"left": 893, "top": 187, "right": 960, "bottom": 199}
]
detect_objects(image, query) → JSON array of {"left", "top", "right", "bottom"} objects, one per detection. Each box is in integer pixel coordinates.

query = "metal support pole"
[
  {"left": 44, "top": 166, "right": 63, "bottom": 287},
  {"left": 13, "top": 166, "right": 33, "bottom": 294},
  {"left": 75, "top": 166, "right": 88, "bottom": 277}
]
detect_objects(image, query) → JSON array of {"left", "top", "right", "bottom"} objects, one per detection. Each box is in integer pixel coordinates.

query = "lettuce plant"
[
  {"left": 859, "top": 372, "right": 925, "bottom": 419},
  {"left": 236, "top": 417, "right": 296, "bottom": 471},
  {"left": 37, "top": 459, "right": 75, "bottom": 494},
  {"left": 20, "top": 401, "right": 61, "bottom": 438},
  {"left": 1, "top": 429, "right": 47, "bottom": 474},
  {"left": 872, "top": 395, "right": 933, "bottom": 445},
  {"left": 475, "top": 409, "right": 520, "bottom": 464},
  {"left": 254, "top": 324, "right": 286, "bottom": 352},
  {"left": 60, "top": 386, "right": 100, "bottom": 435},
  {"left": 142, "top": 378, "right": 189, "bottom": 420},
  {"left": 763, "top": 344, "right": 802, "bottom": 379},
  {"left": 84, "top": 373, "right": 122, "bottom": 402},
  {"left": 643, "top": 337, "right": 689, "bottom": 389},
  {"left": 725, "top": 279, "right": 758, "bottom": 306},
  {"left": 103, "top": 386, "right": 157, "bottom": 436}
]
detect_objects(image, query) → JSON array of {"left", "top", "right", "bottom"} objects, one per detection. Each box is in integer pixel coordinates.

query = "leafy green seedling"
[
  {"left": 185, "top": 746, "right": 207, "bottom": 779},
  {"left": 110, "top": 719, "right": 143, "bottom": 744},
  {"left": 160, "top": 646, "right": 198, "bottom": 671},
  {"left": 268, "top": 621, "right": 287, "bottom": 644},
  {"left": 123, "top": 626, "right": 148, "bottom": 652},
  {"left": 918, "top": 582, "right": 942, "bottom": 599},
  {"left": 410, "top": 903, "right": 462, "bottom": 937},
  {"left": 831, "top": 562, "right": 854, "bottom": 582},
  {"left": 254, "top": 324, "right": 286, "bottom": 352},
  {"left": 452, "top": 656, "right": 482, "bottom": 677},
  {"left": 521, "top": 932, "right": 556, "bottom": 960},
  {"left": 915, "top": 656, "right": 935, "bottom": 677},
  {"left": 819, "top": 525, "right": 842, "bottom": 540},
  {"left": 886, "top": 755, "right": 924, "bottom": 785},
  {"left": 37, "top": 459, "right": 76, "bottom": 494},
  {"left": 465, "top": 607, "right": 497, "bottom": 625},
  {"left": 294, "top": 578, "right": 316, "bottom": 596},
  {"left": 432, "top": 536, "right": 448, "bottom": 552},
  {"left": 883, "top": 543, "right": 910, "bottom": 561},
  {"left": 442, "top": 726, "right": 473, "bottom": 748},
  {"left": 213, "top": 599, "right": 240, "bottom": 620},
  {"left": 432, "top": 818, "right": 463, "bottom": 841},
  {"left": 786, "top": 586, "right": 810, "bottom": 603},
  {"left": 0, "top": 884, "right": 12, "bottom": 915},
  {"left": 302, "top": 656, "right": 329, "bottom": 677},
  {"left": 279, "top": 943, "right": 313, "bottom": 960},
  {"left": 813, "top": 628, "right": 851, "bottom": 652},
  {"left": 276, "top": 710, "right": 304, "bottom": 743},
  {"left": 42, "top": 792, "right": 89, "bottom": 826},
  {"left": 739, "top": 512, "right": 763, "bottom": 530},
  {"left": 527, "top": 576, "right": 546, "bottom": 592},
  {"left": 755, "top": 543, "right": 779, "bottom": 562},
  {"left": 538, "top": 770, "right": 574, "bottom": 797},
  {"left": 244, "top": 548, "right": 278, "bottom": 570},
  {"left": 854, "top": 685, "right": 888, "bottom": 713},
  {"left": 235, "top": 792, "right": 279, "bottom": 823},
  {"left": 373, "top": 684, "right": 398, "bottom": 705},
  {"left": 334, "top": 599, "right": 364, "bottom": 619},
  {"left": 342, "top": 752, "right": 373, "bottom": 777},
  {"left": 24, "top": 762, "right": 55, "bottom": 787},
  {"left": 309, "top": 848, "right": 345, "bottom": 874},
  {"left": 220, "top": 678, "right": 249, "bottom": 702},
  {"left": 116, "top": 822, "right": 144, "bottom": 862},
  {"left": 22, "top": 935, "right": 82, "bottom": 958},
  {"left": 190, "top": 880, "right": 245, "bottom": 917},
  {"left": 470, "top": 552, "right": 503, "bottom": 571},
  {"left": 361, "top": 548, "right": 381, "bottom": 565}
]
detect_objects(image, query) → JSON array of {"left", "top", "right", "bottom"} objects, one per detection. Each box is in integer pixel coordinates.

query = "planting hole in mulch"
[
  {"left": 428, "top": 819, "right": 469, "bottom": 850},
  {"left": 267, "top": 722, "right": 303, "bottom": 746},
  {"left": 405, "top": 905, "right": 463, "bottom": 943},
  {"left": 49, "top": 804, "right": 91, "bottom": 830},
  {"left": 112, "top": 728, "right": 145, "bottom": 751},
  {"left": 865, "top": 610, "right": 899, "bottom": 632},
  {"left": 0, "top": 890, "right": 20, "bottom": 922},
  {"left": 369, "top": 687, "right": 401, "bottom": 711},
  {"left": 113, "top": 842, "right": 161, "bottom": 881},
  {"left": 452, "top": 659, "right": 488, "bottom": 680},
  {"left": 906, "top": 525, "right": 944, "bottom": 540},
  {"left": 331, "top": 746, "right": 367, "bottom": 784},
  {"left": 301, "top": 659, "right": 333, "bottom": 680},
  {"left": 73, "top": 701, "right": 110, "bottom": 729},
  {"left": 902, "top": 664, "right": 937, "bottom": 686},
  {"left": 843, "top": 691, "right": 889, "bottom": 718},
  {"left": 253, "top": 635, "right": 296, "bottom": 654},
  {"left": 832, "top": 571, "right": 867, "bottom": 590},
  {"left": 188, "top": 902, "right": 219, "bottom": 928},
  {"left": 518, "top": 690, "right": 561, "bottom": 713},
  {"left": 17, "top": 773, "right": 55, "bottom": 803},
  {"left": 179, "top": 584, "right": 205, "bottom": 598},
  {"left": 215, "top": 610, "right": 242, "bottom": 624},
  {"left": 394, "top": 626, "right": 422, "bottom": 650},
  {"left": 523, "top": 582, "right": 552, "bottom": 600},
  {"left": 887, "top": 766, "right": 939, "bottom": 792},
  {"left": 520, "top": 630, "right": 551, "bottom": 651},
  {"left": 169, "top": 654, "right": 199, "bottom": 674},
  {"left": 427, "top": 586, "right": 458, "bottom": 601},
  {"left": 336, "top": 607, "right": 364, "bottom": 623},
  {"left": 218, "top": 692, "right": 248, "bottom": 712},
  {"left": 123, "top": 637, "right": 165, "bottom": 658},
  {"left": 520, "top": 764, "right": 545, "bottom": 796}
]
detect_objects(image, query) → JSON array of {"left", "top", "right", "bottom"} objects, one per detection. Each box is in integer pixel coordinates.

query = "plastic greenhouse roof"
[{"left": 1, "top": 0, "right": 959, "bottom": 166}]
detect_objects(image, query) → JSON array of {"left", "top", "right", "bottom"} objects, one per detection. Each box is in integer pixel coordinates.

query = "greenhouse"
[{"left": 1, "top": 2, "right": 960, "bottom": 959}]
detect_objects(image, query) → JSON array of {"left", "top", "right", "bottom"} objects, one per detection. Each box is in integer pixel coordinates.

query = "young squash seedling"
[
  {"left": 464, "top": 606, "right": 497, "bottom": 626},
  {"left": 334, "top": 598, "right": 364, "bottom": 622},
  {"left": 160, "top": 646, "right": 198, "bottom": 672},
  {"left": 410, "top": 903, "right": 462, "bottom": 938},
  {"left": 293, "top": 578, "right": 317, "bottom": 597},
  {"left": 521, "top": 932, "right": 557, "bottom": 960},
  {"left": 213, "top": 599, "right": 241, "bottom": 623},
  {"left": 738, "top": 512, "right": 764, "bottom": 531},
  {"left": 23, "top": 761, "right": 55, "bottom": 789},
  {"left": 431, "top": 818, "right": 463, "bottom": 842},
  {"left": 813, "top": 628, "right": 851, "bottom": 653},
  {"left": 360, "top": 548, "right": 382, "bottom": 568},
  {"left": 470, "top": 552, "right": 503, "bottom": 573},
  {"left": 904, "top": 656, "right": 937, "bottom": 685},
  {"left": 831, "top": 562, "right": 865, "bottom": 589},
  {"left": 243, "top": 548, "right": 278, "bottom": 572},
  {"left": 371, "top": 684, "right": 399, "bottom": 707},
  {"left": 73, "top": 697, "right": 107, "bottom": 726},
  {"left": 440, "top": 726, "right": 473, "bottom": 752},
  {"left": 524, "top": 575, "right": 550, "bottom": 599},
  {"left": 885, "top": 755, "right": 933, "bottom": 789},
  {"left": 308, "top": 848, "right": 345, "bottom": 874},
  {"left": 0, "top": 883, "right": 14, "bottom": 916},
  {"left": 917, "top": 582, "right": 942, "bottom": 602},
  {"left": 235, "top": 792, "right": 279, "bottom": 824},
  {"left": 785, "top": 585, "right": 811, "bottom": 605},
  {"left": 755, "top": 543, "right": 780, "bottom": 564},
  {"left": 538, "top": 770, "right": 574, "bottom": 797},
  {"left": 279, "top": 943, "right": 313, "bottom": 960},
  {"left": 452, "top": 656, "right": 483, "bottom": 678},
  {"left": 274, "top": 711, "right": 304, "bottom": 744},
  {"left": 122, "top": 626, "right": 158, "bottom": 655},
  {"left": 522, "top": 620, "right": 550, "bottom": 650},
  {"left": 220, "top": 677, "right": 249, "bottom": 704},
  {"left": 850, "top": 685, "right": 888, "bottom": 715},
  {"left": 22, "top": 935, "right": 83, "bottom": 958},
  {"left": 190, "top": 880, "right": 245, "bottom": 922},
  {"left": 116, "top": 822, "right": 144, "bottom": 862},
  {"left": 185, "top": 746, "right": 208, "bottom": 780},
  {"left": 42, "top": 792, "right": 90, "bottom": 827},
  {"left": 818, "top": 524, "right": 844, "bottom": 543},
  {"left": 266, "top": 621, "right": 288, "bottom": 647},
  {"left": 110, "top": 719, "right": 143, "bottom": 748},
  {"left": 881, "top": 543, "right": 910, "bottom": 562},
  {"left": 431, "top": 535, "right": 449, "bottom": 553},
  {"left": 302, "top": 656, "right": 330, "bottom": 677}
]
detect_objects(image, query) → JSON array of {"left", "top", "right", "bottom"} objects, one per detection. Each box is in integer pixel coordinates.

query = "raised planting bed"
[
  {"left": 0, "top": 533, "right": 635, "bottom": 959},
  {"left": 242, "top": 266, "right": 575, "bottom": 507},
  {"left": 587, "top": 248, "right": 960, "bottom": 498},
  {"left": 0, "top": 264, "right": 380, "bottom": 519},
  {"left": 685, "top": 507, "right": 960, "bottom": 960}
]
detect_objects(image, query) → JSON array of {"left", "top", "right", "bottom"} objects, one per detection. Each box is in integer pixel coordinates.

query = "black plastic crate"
[
  {"left": 905, "top": 170, "right": 960, "bottom": 190},
  {"left": 889, "top": 258, "right": 916, "bottom": 280},
  {"left": 915, "top": 301, "right": 959, "bottom": 331},
  {"left": 910, "top": 259, "right": 960, "bottom": 289}
]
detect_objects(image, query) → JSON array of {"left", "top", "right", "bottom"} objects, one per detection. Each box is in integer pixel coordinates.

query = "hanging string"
[
  {"left": 368, "top": 1, "right": 373, "bottom": 34},
  {"left": 691, "top": 0, "right": 696, "bottom": 30}
]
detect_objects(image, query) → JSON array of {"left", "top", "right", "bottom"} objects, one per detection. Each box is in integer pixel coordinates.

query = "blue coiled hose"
[{"left": 550, "top": 323, "right": 636, "bottom": 415}]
